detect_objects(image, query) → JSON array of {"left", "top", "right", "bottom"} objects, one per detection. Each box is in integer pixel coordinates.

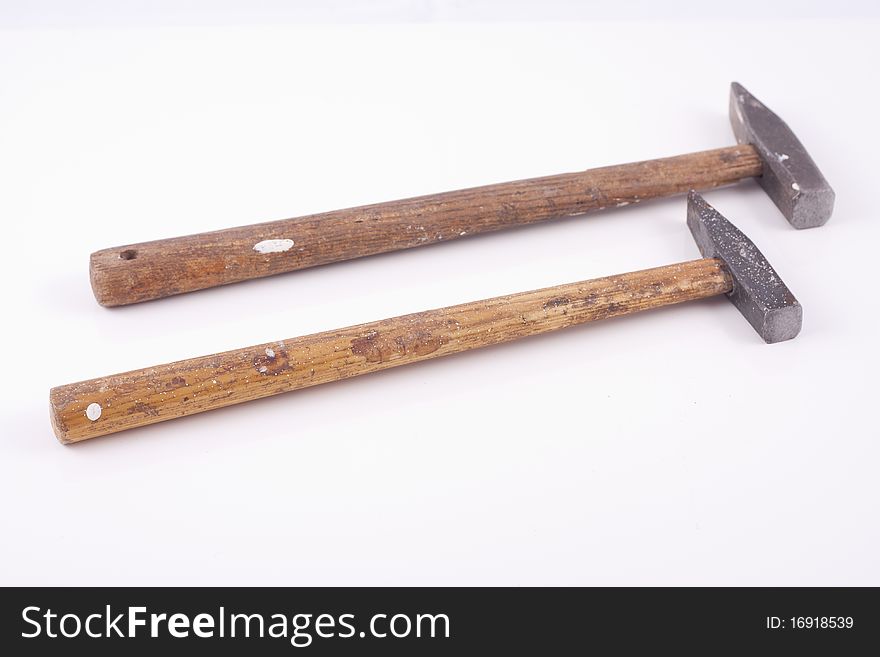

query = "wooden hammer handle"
[
  {"left": 53, "top": 258, "right": 732, "bottom": 443},
  {"left": 89, "top": 146, "right": 759, "bottom": 306}
]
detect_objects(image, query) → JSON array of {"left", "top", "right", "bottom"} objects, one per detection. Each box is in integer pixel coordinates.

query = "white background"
[{"left": 1, "top": 1, "right": 878, "bottom": 585}]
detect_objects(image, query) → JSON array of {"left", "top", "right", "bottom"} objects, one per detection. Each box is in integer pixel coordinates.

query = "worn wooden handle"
[
  {"left": 54, "top": 258, "right": 732, "bottom": 443},
  {"left": 89, "top": 146, "right": 759, "bottom": 306}
]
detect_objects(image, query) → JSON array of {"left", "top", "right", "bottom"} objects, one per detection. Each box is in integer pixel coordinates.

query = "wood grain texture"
[
  {"left": 90, "top": 146, "right": 760, "bottom": 306},
  {"left": 54, "top": 258, "right": 733, "bottom": 443}
]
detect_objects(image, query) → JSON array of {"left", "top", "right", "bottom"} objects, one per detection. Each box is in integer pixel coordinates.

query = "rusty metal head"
[
  {"left": 687, "top": 192, "right": 801, "bottom": 343},
  {"left": 729, "top": 82, "right": 834, "bottom": 229}
]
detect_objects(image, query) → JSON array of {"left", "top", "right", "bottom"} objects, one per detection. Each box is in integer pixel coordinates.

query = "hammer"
[
  {"left": 54, "top": 193, "right": 801, "bottom": 443},
  {"left": 89, "top": 82, "right": 833, "bottom": 307}
]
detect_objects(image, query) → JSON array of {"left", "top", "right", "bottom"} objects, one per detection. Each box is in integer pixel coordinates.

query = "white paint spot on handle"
[
  {"left": 253, "top": 239, "right": 295, "bottom": 254},
  {"left": 86, "top": 403, "right": 102, "bottom": 421}
]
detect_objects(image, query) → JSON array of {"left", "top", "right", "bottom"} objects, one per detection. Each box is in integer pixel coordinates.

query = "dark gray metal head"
[
  {"left": 729, "top": 82, "right": 835, "bottom": 229},
  {"left": 687, "top": 191, "right": 801, "bottom": 343}
]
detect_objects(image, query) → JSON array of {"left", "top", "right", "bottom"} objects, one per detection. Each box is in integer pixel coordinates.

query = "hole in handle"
[{"left": 119, "top": 249, "right": 137, "bottom": 260}]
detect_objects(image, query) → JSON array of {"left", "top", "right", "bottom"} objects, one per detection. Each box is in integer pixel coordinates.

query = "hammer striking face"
[
  {"left": 687, "top": 191, "right": 801, "bottom": 343},
  {"left": 729, "top": 82, "right": 835, "bottom": 228},
  {"left": 52, "top": 193, "right": 800, "bottom": 443}
]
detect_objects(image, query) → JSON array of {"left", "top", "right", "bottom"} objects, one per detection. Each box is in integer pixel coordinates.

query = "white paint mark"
[
  {"left": 791, "top": 182, "right": 800, "bottom": 191},
  {"left": 616, "top": 201, "right": 630, "bottom": 207},
  {"left": 85, "top": 403, "right": 102, "bottom": 421},
  {"left": 258, "top": 366, "right": 268, "bottom": 373},
  {"left": 253, "top": 239, "right": 294, "bottom": 254},
  {"left": 775, "top": 152, "right": 789, "bottom": 162},
  {"left": 265, "top": 347, "right": 275, "bottom": 358},
  {"left": 459, "top": 231, "right": 467, "bottom": 236}
]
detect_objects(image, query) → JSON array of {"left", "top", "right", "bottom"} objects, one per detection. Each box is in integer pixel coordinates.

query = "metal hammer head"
[
  {"left": 687, "top": 191, "right": 802, "bottom": 343},
  {"left": 729, "top": 82, "right": 835, "bottom": 229}
]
